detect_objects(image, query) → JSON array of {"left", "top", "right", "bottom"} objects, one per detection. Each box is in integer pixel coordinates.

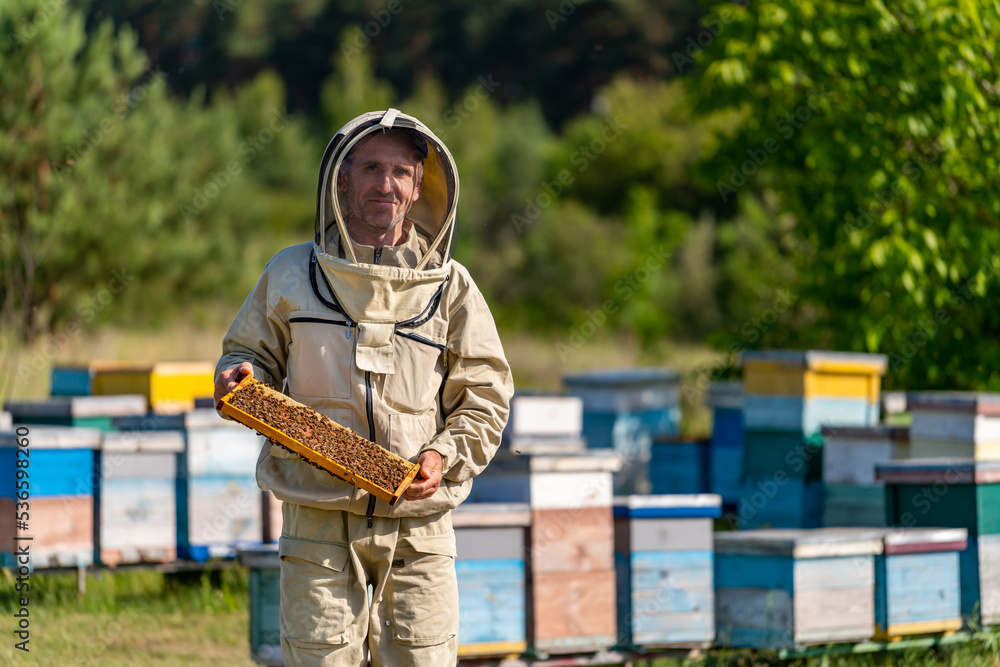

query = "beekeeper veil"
[{"left": 313, "top": 109, "right": 459, "bottom": 375}]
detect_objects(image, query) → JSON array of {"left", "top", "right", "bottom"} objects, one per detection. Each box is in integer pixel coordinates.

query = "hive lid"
[
  {"left": 882, "top": 527, "right": 968, "bottom": 554},
  {"left": 0, "top": 426, "right": 102, "bottom": 449},
  {"left": 5, "top": 394, "right": 147, "bottom": 419},
  {"left": 563, "top": 367, "right": 682, "bottom": 387},
  {"left": 613, "top": 494, "right": 722, "bottom": 518},
  {"left": 875, "top": 458, "right": 1000, "bottom": 484},
  {"left": 707, "top": 381, "right": 744, "bottom": 409},
  {"left": 906, "top": 391, "right": 1000, "bottom": 415},
  {"left": 742, "top": 350, "right": 888, "bottom": 375},
  {"left": 714, "top": 527, "right": 885, "bottom": 557},
  {"left": 452, "top": 503, "right": 531, "bottom": 527},
  {"left": 819, "top": 425, "right": 910, "bottom": 441}
]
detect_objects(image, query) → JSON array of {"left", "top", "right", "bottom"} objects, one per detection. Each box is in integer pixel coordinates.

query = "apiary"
[
  {"left": 5, "top": 394, "right": 147, "bottom": 431},
  {"left": 95, "top": 430, "right": 184, "bottom": 566},
  {"left": 0, "top": 427, "right": 102, "bottom": 568},
  {"left": 453, "top": 503, "right": 530, "bottom": 658},
  {"left": 873, "top": 528, "right": 966, "bottom": 640},
  {"left": 219, "top": 376, "right": 420, "bottom": 506},
  {"left": 91, "top": 360, "right": 215, "bottom": 414},
  {"left": 907, "top": 392, "right": 1000, "bottom": 460},
  {"left": 564, "top": 367, "right": 681, "bottom": 494},
  {"left": 877, "top": 459, "right": 1000, "bottom": 625},
  {"left": 614, "top": 494, "right": 721, "bottom": 648},
  {"left": 715, "top": 527, "right": 883, "bottom": 649},
  {"left": 821, "top": 425, "right": 910, "bottom": 527}
]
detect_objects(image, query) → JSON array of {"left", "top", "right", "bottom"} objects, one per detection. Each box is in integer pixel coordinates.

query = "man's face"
[{"left": 338, "top": 131, "right": 422, "bottom": 240}]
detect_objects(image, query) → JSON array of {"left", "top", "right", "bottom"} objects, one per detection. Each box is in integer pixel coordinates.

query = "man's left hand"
[{"left": 403, "top": 450, "right": 443, "bottom": 501}]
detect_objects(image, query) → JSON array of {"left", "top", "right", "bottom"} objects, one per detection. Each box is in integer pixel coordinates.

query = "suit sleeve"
[
  {"left": 216, "top": 263, "right": 290, "bottom": 392},
  {"left": 422, "top": 280, "right": 514, "bottom": 483}
]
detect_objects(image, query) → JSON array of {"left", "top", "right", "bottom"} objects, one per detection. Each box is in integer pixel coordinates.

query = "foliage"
[
  {"left": 689, "top": 0, "right": 1000, "bottom": 390},
  {"left": 0, "top": 0, "right": 313, "bottom": 397}
]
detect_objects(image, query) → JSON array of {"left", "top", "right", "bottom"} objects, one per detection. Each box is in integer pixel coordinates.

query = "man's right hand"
[{"left": 214, "top": 362, "right": 255, "bottom": 404}]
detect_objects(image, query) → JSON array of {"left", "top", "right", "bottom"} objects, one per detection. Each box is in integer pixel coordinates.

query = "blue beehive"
[
  {"left": 0, "top": 427, "right": 101, "bottom": 568},
  {"left": 873, "top": 528, "right": 966, "bottom": 640},
  {"left": 649, "top": 437, "right": 710, "bottom": 496},
  {"left": 564, "top": 368, "right": 681, "bottom": 494},
  {"left": 614, "top": 494, "right": 720, "bottom": 648},
  {"left": 707, "top": 381, "right": 744, "bottom": 509},
  {"left": 453, "top": 503, "right": 529, "bottom": 658}
]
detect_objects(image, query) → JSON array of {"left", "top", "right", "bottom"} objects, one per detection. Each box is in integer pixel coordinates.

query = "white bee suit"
[{"left": 217, "top": 109, "right": 514, "bottom": 666}]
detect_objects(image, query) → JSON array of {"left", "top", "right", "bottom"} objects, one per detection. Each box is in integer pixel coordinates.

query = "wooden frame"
[{"left": 218, "top": 376, "right": 420, "bottom": 506}]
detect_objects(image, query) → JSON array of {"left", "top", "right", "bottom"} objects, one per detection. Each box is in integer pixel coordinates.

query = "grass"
[
  {"left": 0, "top": 566, "right": 256, "bottom": 666},
  {"left": 3, "top": 566, "right": 1000, "bottom": 666}
]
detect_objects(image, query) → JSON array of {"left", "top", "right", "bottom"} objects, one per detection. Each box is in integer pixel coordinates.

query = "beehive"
[
  {"left": 237, "top": 545, "right": 283, "bottom": 666},
  {"left": 821, "top": 425, "right": 910, "bottom": 527},
  {"left": 707, "top": 381, "right": 745, "bottom": 508},
  {"left": 114, "top": 408, "right": 265, "bottom": 560},
  {"left": 874, "top": 528, "right": 966, "bottom": 640},
  {"left": 715, "top": 527, "right": 883, "bottom": 649},
  {"left": 503, "top": 394, "right": 585, "bottom": 454},
  {"left": 219, "top": 376, "right": 420, "bottom": 506},
  {"left": 0, "top": 427, "right": 102, "bottom": 568},
  {"left": 564, "top": 368, "right": 681, "bottom": 494},
  {"left": 614, "top": 494, "right": 721, "bottom": 648},
  {"left": 5, "top": 394, "right": 147, "bottom": 431},
  {"left": 649, "top": 436, "right": 710, "bottom": 496},
  {"left": 877, "top": 459, "right": 1000, "bottom": 625},
  {"left": 453, "top": 503, "right": 530, "bottom": 658},
  {"left": 907, "top": 392, "right": 1000, "bottom": 460},
  {"left": 91, "top": 360, "right": 215, "bottom": 414},
  {"left": 466, "top": 450, "right": 621, "bottom": 654},
  {"left": 95, "top": 430, "right": 184, "bottom": 566}
]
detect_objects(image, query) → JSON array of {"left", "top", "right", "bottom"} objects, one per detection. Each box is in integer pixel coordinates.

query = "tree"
[
  {"left": 689, "top": 0, "right": 1000, "bottom": 389},
  {"left": 0, "top": 0, "right": 311, "bottom": 398}
]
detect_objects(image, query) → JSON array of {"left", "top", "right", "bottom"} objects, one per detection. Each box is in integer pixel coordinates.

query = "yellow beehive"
[
  {"left": 91, "top": 361, "right": 215, "bottom": 414},
  {"left": 743, "top": 351, "right": 886, "bottom": 402}
]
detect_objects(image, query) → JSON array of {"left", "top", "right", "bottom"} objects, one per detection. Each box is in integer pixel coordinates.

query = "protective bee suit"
[{"left": 217, "top": 109, "right": 514, "bottom": 666}]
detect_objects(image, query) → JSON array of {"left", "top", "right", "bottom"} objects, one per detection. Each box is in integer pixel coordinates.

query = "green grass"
[
  {"left": 0, "top": 566, "right": 256, "bottom": 666},
  {"left": 3, "top": 567, "right": 1000, "bottom": 666}
]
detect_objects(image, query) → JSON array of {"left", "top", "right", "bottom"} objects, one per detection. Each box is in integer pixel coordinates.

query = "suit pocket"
[
  {"left": 279, "top": 535, "right": 353, "bottom": 646},
  {"left": 388, "top": 534, "right": 458, "bottom": 647},
  {"left": 286, "top": 310, "right": 355, "bottom": 401},
  {"left": 388, "top": 412, "right": 437, "bottom": 463}
]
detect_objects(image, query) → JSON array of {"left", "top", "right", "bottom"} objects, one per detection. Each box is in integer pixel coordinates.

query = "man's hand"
[
  {"left": 214, "top": 362, "right": 255, "bottom": 404},
  {"left": 403, "top": 450, "right": 443, "bottom": 501}
]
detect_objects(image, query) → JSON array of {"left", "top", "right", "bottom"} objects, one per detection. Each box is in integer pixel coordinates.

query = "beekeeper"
[{"left": 214, "top": 109, "right": 513, "bottom": 666}]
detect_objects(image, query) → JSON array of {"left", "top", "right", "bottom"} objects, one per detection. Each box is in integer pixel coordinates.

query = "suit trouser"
[{"left": 278, "top": 503, "right": 459, "bottom": 667}]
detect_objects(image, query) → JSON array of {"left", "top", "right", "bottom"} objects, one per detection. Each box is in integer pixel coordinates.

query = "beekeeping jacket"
[{"left": 217, "top": 109, "right": 513, "bottom": 519}]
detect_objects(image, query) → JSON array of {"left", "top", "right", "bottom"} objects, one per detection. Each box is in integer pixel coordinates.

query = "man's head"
[{"left": 337, "top": 129, "right": 427, "bottom": 246}]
